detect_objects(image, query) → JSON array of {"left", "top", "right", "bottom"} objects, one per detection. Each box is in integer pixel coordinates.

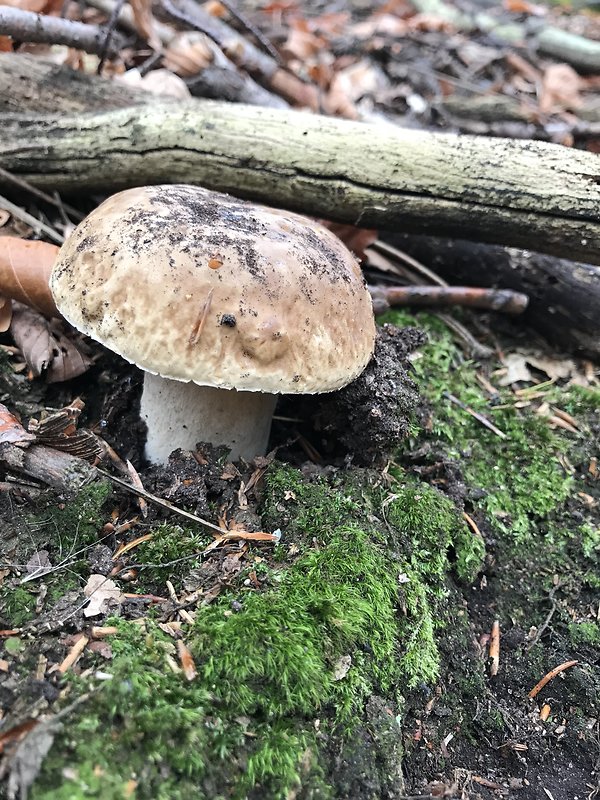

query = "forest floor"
[{"left": 0, "top": 0, "right": 599, "bottom": 798}]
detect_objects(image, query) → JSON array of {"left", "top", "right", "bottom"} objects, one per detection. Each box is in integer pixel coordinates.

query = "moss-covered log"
[{"left": 2, "top": 97, "right": 600, "bottom": 264}]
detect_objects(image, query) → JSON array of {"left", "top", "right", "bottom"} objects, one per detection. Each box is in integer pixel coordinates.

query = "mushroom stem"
[{"left": 140, "top": 372, "right": 277, "bottom": 464}]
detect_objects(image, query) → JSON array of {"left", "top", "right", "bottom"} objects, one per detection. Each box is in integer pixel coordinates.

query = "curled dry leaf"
[
  {"left": 83, "top": 575, "right": 123, "bottom": 618},
  {"left": 163, "top": 32, "right": 213, "bottom": 77},
  {"left": 319, "top": 222, "right": 377, "bottom": 262},
  {"left": 0, "top": 237, "right": 60, "bottom": 320},
  {"left": 10, "top": 303, "right": 92, "bottom": 383},
  {"left": 0, "top": 402, "right": 36, "bottom": 446},
  {"left": 539, "top": 64, "right": 583, "bottom": 114}
]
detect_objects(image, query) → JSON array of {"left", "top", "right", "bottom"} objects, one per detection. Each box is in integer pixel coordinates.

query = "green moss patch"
[{"left": 32, "top": 463, "right": 483, "bottom": 799}]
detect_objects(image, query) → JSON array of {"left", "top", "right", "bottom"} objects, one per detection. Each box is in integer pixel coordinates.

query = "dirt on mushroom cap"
[{"left": 50, "top": 185, "right": 376, "bottom": 394}]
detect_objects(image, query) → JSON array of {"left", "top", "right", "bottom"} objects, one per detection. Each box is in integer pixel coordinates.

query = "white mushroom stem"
[{"left": 140, "top": 372, "right": 277, "bottom": 464}]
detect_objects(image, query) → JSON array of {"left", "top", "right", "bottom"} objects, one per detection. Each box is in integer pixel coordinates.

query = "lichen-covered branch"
[{"left": 1, "top": 96, "right": 600, "bottom": 264}]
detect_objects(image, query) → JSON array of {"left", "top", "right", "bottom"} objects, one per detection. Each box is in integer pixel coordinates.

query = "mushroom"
[{"left": 49, "top": 185, "right": 376, "bottom": 464}]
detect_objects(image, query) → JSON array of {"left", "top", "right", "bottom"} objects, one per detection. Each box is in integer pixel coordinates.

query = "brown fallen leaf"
[
  {"left": 10, "top": 303, "right": 92, "bottom": 383},
  {"left": 0, "top": 403, "right": 35, "bottom": 447},
  {"left": 0, "top": 237, "right": 59, "bottom": 321},
  {"left": 539, "top": 64, "right": 583, "bottom": 114}
]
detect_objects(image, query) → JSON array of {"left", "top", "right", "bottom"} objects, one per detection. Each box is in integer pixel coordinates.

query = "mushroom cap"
[{"left": 50, "top": 185, "right": 376, "bottom": 393}]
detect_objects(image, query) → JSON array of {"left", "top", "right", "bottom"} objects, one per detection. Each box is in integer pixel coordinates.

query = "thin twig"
[
  {"left": 0, "top": 167, "right": 84, "bottom": 223},
  {"left": 526, "top": 583, "right": 561, "bottom": 650},
  {"left": 98, "top": 0, "right": 127, "bottom": 72},
  {"left": 444, "top": 391, "right": 507, "bottom": 439},
  {"left": 0, "top": 194, "right": 64, "bottom": 244},
  {"left": 528, "top": 659, "right": 579, "bottom": 699},
  {"left": 0, "top": 5, "right": 126, "bottom": 57},
  {"left": 217, "top": 0, "right": 282, "bottom": 64},
  {"left": 369, "top": 284, "right": 529, "bottom": 314},
  {"left": 96, "top": 467, "right": 228, "bottom": 535},
  {"left": 371, "top": 240, "right": 448, "bottom": 287},
  {"left": 436, "top": 313, "right": 494, "bottom": 359}
]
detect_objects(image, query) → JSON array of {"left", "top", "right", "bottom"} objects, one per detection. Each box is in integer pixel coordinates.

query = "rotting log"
[
  {"left": 1, "top": 103, "right": 600, "bottom": 266},
  {"left": 386, "top": 234, "right": 600, "bottom": 358}
]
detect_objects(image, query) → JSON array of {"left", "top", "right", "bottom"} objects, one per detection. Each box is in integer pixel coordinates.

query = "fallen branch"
[
  {"left": 0, "top": 6, "right": 127, "bottom": 58},
  {"left": 369, "top": 284, "right": 528, "bottom": 314},
  {"left": 0, "top": 442, "right": 97, "bottom": 495},
  {"left": 411, "top": 0, "right": 600, "bottom": 73},
  {"left": 86, "top": 0, "right": 289, "bottom": 109},
  {"left": 386, "top": 234, "right": 600, "bottom": 358},
  {"left": 1, "top": 98, "right": 600, "bottom": 264}
]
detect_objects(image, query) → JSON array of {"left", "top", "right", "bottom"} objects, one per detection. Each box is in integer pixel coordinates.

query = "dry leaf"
[
  {"left": 140, "top": 69, "right": 191, "bottom": 99},
  {"left": 25, "top": 550, "right": 52, "bottom": 579},
  {"left": 0, "top": 237, "right": 59, "bottom": 318},
  {"left": 324, "top": 60, "right": 387, "bottom": 118},
  {"left": 0, "top": 402, "right": 36, "bottom": 446},
  {"left": 282, "top": 23, "right": 326, "bottom": 61},
  {"left": 349, "top": 14, "right": 408, "bottom": 38},
  {"left": 498, "top": 353, "right": 533, "bottom": 386},
  {"left": 177, "top": 640, "right": 197, "bottom": 681},
  {"left": 539, "top": 64, "right": 583, "bottom": 114},
  {"left": 525, "top": 354, "right": 577, "bottom": 381},
  {"left": 10, "top": 303, "right": 92, "bottom": 383},
  {"left": 163, "top": 32, "right": 214, "bottom": 77},
  {"left": 320, "top": 222, "right": 377, "bottom": 262},
  {"left": 83, "top": 575, "right": 123, "bottom": 617},
  {"left": 130, "top": 0, "right": 162, "bottom": 51},
  {"left": 6, "top": 716, "right": 60, "bottom": 800},
  {"left": 28, "top": 400, "right": 105, "bottom": 462}
]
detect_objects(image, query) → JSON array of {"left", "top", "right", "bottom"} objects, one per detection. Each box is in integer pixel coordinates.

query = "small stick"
[
  {"left": 96, "top": 467, "right": 228, "bottom": 535},
  {"left": 0, "top": 167, "right": 84, "bottom": 223},
  {"left": 369, "top": 284, "right": 529, "bottom": 315},
  {"left": 528, "top": 659, "right": 579, "bottom": 699},
  {"left": 58, "top": 634, "right": 90, "bottom": 673},
  {"left": 370, "top": 240, "right": 448, "bottom": 287},
  {"left": 489, "top": 619, "right": 500, "bottom": 676},
  {"left": 216, "top": 0, "right": 282, "bottom": 64},
  {"left": 0, "top": 194, "right": 64, "bottom": 244},
  {"left": 436, "top": 313, "right": 494, "bottom": 360},
  {"left": 91, "top": 625, "right": 119, "bottom": 637},
  {"left": 443, "top": 392, "right": 507, "bottom": 439},
  {"left": 0, "top": 6, "right": 126, "bottom": 57}
]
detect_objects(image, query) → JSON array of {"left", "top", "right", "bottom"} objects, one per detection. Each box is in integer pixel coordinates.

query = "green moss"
[
  {"left": 568, "top": 620, "right": 600, "bottom": 647},
  {"left": 384, "top": 310, "right": 574, "bottom": 541},
  {"left": 0, "top": 584, "right": 37, "bottom": 627},
  {"left": 136, "top": 523, "right": 209, "bottom": 589},
  {"left": 42, "top": 480, "right": 112, "bottom": 550},
  {"left": 34, "top": 463, "right": 480, "bottom": 799}
]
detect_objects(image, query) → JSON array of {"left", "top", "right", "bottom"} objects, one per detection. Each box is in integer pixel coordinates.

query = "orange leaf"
[
  {"left": 0, "top": 237, "right": 59, "bottom": 318},
  {"left": 0, "top": 402, "right": 35, "bottom": 446}
]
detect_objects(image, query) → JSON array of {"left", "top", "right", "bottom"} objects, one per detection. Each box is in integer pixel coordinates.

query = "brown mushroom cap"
[{"left": 50, "top": 185, "right": 376, "bottom": 393}]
